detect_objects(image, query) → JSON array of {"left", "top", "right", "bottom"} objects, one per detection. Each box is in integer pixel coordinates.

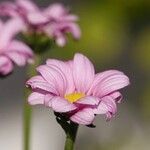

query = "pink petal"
[
  {"left": 109, "top": 91, "right": 122, "bottom": 103},
  {"left": 44, "top": 94, "right": 53, "bottom": 107},
  {"left": 0, "top": 2, "right": 17, "bottom": 17},
  {"left": 66, "top": 60, "right": 73, "bottom": 69},
  {"left": 44, "top": 3, "right": 66, "bottom": 19},
  {"left": 0, "top": 56, "right": 13, "bottom": 75},
  {"left": 26, "top": 75, "right": 58, "bottom": 95},
  {"left": 56, "top": 35, "right": 66, "bottom": 47},
  {"left": 93, "top": 96, "right": 117, "bottom": 118},
  {"left": 28, "top": 92, "right": 45, "bottom": 105},
  {"left": 70, "top": 108, "right": 95, "bottom": 125},
  {"left": 0, "top": 18, "right": 25, "bottom": 49},
  {"left": 5, "top": 40, "right": 33, "bottom": 66},
  {"left": 73, "top": 53, "right": 95, "bottom": 93},
  {"left": 0, "top": 20, "right": 3, "bottom": 30},
  {"left": 5, "top": 52, "right": 27, "bottom": 66},
  {"left": 68, "top": 23, "right": 81, "bottom": 39},
  {"left": 89, "top": 70, "right": 129, "bottom": 97},
  {"left": 51, "top": 96, "right": 77, "bottom": 112},
  {"left": 7, "top": 40, "right": 33, "bottom": 55},
  {"left": 46, "top": 59, "right": 75, "bottom": 94},
  {"left": 16, "top": 0, "right": 38, "bottom": 12},
  {"left": 37, "top": 65, "right": 67, "bottom": 96},
  {"left": 27, "top": 12, "right": 48, "bottom": 25},
  {"left": 76, "top": 96, "right": 99, "bottom": 105},
  {"left": 61, "top": 15, "right": 79, "bottom": 22}
]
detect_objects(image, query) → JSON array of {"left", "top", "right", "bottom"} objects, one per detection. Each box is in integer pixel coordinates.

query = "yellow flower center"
[{"left": 65, "top": 93, "right": 85, "bottom": 103}]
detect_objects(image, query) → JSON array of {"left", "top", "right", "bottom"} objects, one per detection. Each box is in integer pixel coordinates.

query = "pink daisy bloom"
[
  {"left": 0, "top": 18, "right": 33, "bottom": 75},
  {"left": 43, "top": 3, "right": 81, "bottom": 47},
  {"left": 26, "top": 53, "right": 129, "bottom": 125},
  {"left": 0, "top": 0, "right": 81, "bottom": 47}
]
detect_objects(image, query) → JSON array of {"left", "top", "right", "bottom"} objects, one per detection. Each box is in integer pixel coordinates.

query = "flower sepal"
[
  {"left": 86, "top": 123, "right": 96, "bottom": 128},
  {"left": 54, "top": 112, "right": 79, "bottom": 150},
  {"left": 22, "top": 32, "right": 53, "bottom": 54}
]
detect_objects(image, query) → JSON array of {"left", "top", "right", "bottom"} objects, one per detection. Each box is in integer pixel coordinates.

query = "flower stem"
[
  {"left": 23, "top": 31, "right": 53, "bottom": 150},
  {"left": 23, "top": 55, "right": 41, "bottom": 150},
  {"left": 64, "top": 122, "right": 79, "bottom": 150},
  {"left": 24, "top": 100, "right": 32, "bottom": 150},
  {"left": 55, "top": 113, "right": 79, "bottom": 150}
]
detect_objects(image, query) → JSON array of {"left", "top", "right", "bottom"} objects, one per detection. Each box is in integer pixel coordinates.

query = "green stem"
[
  {"left": 24, "top": 101, "right": 32, "bottom": 150},
  {"left": 23, "top": 55, "right": 41, "bottom": 150},
  {"left": 64, "top": 122, "right": 79, "bottom": 150},
  {"left": 22, "top": 30, "right": 53, "bottom": 150},
  {"left": 55, "top": 113, "right": 79, "bottom": 150}
]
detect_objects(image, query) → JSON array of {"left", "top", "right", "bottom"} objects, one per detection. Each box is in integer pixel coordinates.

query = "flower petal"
[
  {"left": 44, "top": 94, "right": 53, "bottom": 107},
  {"left": 37, "top": 65, "right": 67, "bottom": 96},
  {"left": 61, "top": 15, "right": 78, "bottom": 22},
  {"left": 70, "top": 108, "right": 95, "bottom": 125},
  {"left": 51, "top": 96, "right": 77, "bottom": 112},
  {"left": 76, "top": 96, "right": 99, "bottom": 105},
  {"left": 6, "top": 52, "right": 27, "bottom": 66},
  {"left": 67, "top": 23, "right": 81, "bottom": 39},
  {"left": 89, "top": 70, "right": 129, "bottom": 97},
  {"left": 109, "top": 91, "right": 122, "bottom": 103},
  {"left": 5, "top": 40, "right": 33, "bottom": 66},
  {"left": 44, "top": 3, "right": 66, "bottom": 19},
  {"left": 0, "top": 56, "right": 13, "bottom": 75},
  {"left": 0, "top": 2, "right": 17, "bottom": 17},
  {"left": 0, "top": 18, "right": 25, "bottom": 49},
  {"left": 27, "top": 12, "right": 48, "bottom": 25},
  {"left": 26, "top": 75, "right": 58, "bottom": 95},
  {"left": 73, "top": 53, "right": 95, "bottom": 93},
  {"left": 16, "top": 0, "right": 38, "bottom": 12},
  {"left": 56, "top": 34, "right": 66, "bottom": 47},
  {"left": 93, "top": 96, "right": 117, "bottom": 119},
  {"left": 46, "top": 59, "right": 75, "bottom": 94},
  {"left": 0, "top": 20, "right": 3, "bottom": 30},
  {"left": 28, "top": 92, "right": 45, "bottom": 105},
  {"left": 7, "top": 40, "right": 33, "bottom": 55}
]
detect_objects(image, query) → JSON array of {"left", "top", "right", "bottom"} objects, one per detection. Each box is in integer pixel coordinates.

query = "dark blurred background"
[{"left": 0, "top": 0, "right": 150, "bottom": 150}]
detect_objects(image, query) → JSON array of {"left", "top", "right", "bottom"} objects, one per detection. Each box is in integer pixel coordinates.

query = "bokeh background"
[{"left": 0, "top": 0, "right": 150, "bottom": 150}]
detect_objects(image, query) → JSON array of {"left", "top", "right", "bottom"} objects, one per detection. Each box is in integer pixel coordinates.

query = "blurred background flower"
[
  {"left": 0, "top": 0, "right": 150, "bottom": 150},
  {"left": 0, "top": 18, "right": 33, "bottom": 75},
  {"left": 0, "top": 0, "right": 81, "bottom": 47}
]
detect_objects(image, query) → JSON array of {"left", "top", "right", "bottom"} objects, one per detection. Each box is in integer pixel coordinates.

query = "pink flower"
[
  {"left": 0, "top": 0, "right": 49, "bottom": 27},
  {"left": 0, "top": 18, "right": 33, "bottom": 75},
  {"left": 43, "top": 3, "right": 81, "bottom": 47},
  {"left": 26, "top": 53, "right": 129, "bottom": 125},
  {"left": 0, "top": 0, "right": 81, "bottom": 47}
]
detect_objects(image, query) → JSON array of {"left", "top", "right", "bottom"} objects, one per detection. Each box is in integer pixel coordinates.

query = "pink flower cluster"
[
  {"left": 0, "top": 0, "right": 81, "bottom": 75},
  {"left": 26, "top": 53, "right": 129, "bottom": 125},
  {"left": 0, "top": 0, "right": 81, "bottom": 47},
  {"left": 0, "top": 18, "right": 33, "bottom": 75}
]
